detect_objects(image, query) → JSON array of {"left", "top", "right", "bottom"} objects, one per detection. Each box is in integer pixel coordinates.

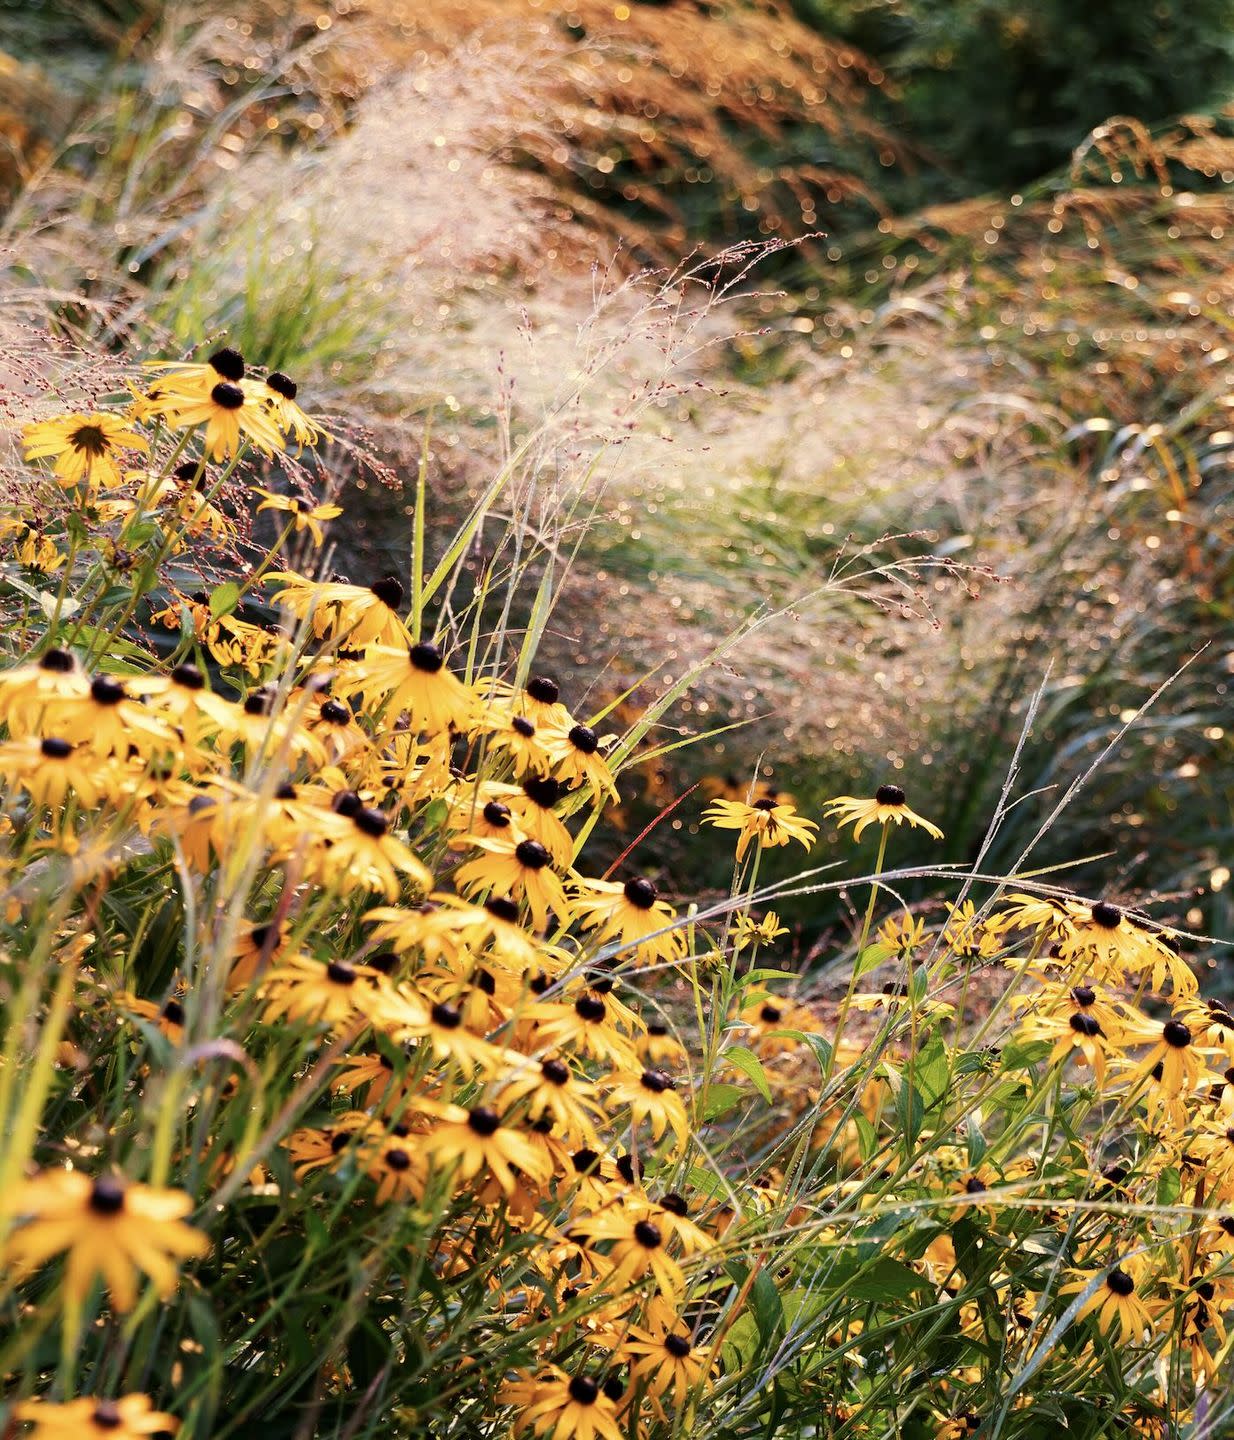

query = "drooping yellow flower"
[
  {"left": 250, "top": 371, "right": 328, "bottom": 446},
  {"left": 454, "top": 835, "right": 569, "bottom": 930},
  {"left": 0, "top": 736, "right": 116, "bottom": 811},
  {"left": 419, "top": 1102, "right": 552, "bottom": 1196},
  {"left": 569, "top": 875, "right": 686, "bottom": 964},
  {"left": 823, "top": 784, "right": 943, "bottom": 841},
  {"left": 5, "top": 1171, "right": 208, "bottom": 1326},
  {"left": 254, "top": 488, "right": 343, "bottom": 546},
  {"left": 1061, "top": 1259, "right": 1156, "bottom": 1341},
  {"left": 22, "top": 412, "right": 148, "bottom": 492},
  {"left": 603, "top": 1066, "right": 690, "bottom": 1151},
  {"left": 702, "top": 796, "right": 818, "bottom": 860},
  {"left": 141, "top": 378, "right": 284, "bottom": 459},
  {"left": 14, "top": 1393, "right": 179, "bottom": 1439},
  {"left": 347, "top": 640, "right": 475, "bottom": 733},
  {"left": 504, "top": 1370, "right": 626, "bottom": 1440},
  {"left": 267, "top": 573, "right": 408, "bottom": 648}
]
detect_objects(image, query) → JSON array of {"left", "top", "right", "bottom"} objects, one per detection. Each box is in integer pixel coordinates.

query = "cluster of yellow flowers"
[{"left": 5, "top": 345, "right": 1234, "bottom": 1440}]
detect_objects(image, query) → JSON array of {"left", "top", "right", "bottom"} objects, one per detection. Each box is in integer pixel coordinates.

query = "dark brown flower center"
[
  {"left": 876, "top": 784, "right": 906, "bottom": 806},
  {"left": 327, "top": 961, "right": 357, "bottom": 986},
  {"left": 568, "top": 1376, "right": 599, "bottom": 1405},
  {"left": 69, "top": 423, "right": 108, "bottom": 456},
  {"left": 1106, "top": 1267, "right": 1135, "bottom": 1296},
  {"left": 1163, "top": 1019, "right": 1192, "bottom": 1048},
  {"left": 568, "top": 723, "right": 599, "bottom": 755},
  {"left": 1091, "top": 902, "right": 1122, "bottom": 929},
  {"left": 409, "top": 641, "right": 443, "bottom": 673},
  {"left": 515, "top": 839, "right": 551, "bottom": 870},
  {"left": 88, "top": 1176, "right": 126, "bottom": 1215},
  {"left": 623, "top": 876, "right": 658, "bottom": 909},
  {"left": 633, "top": 1219, "right": 662, "bottom": 1249},
  {"left": 209, "top": 346, "right": 246, "bottom": 381},
  {"left": 467, "top": 1106, "right": 500, "bottom": 1137},
  {"left": 266, "top": 370, "right": 297, "bottom": 398},
  {"left": 211, "top": 381, "right": 245, "bottom": 410}
]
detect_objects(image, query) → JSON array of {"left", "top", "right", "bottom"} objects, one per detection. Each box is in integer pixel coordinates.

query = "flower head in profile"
[
  {"left": 22, "top": 412, "right": 149, "bottom": 493},
  {"left": 254, "top": 489, "right": 343, "bottom": 546},
  {"left": 4, "top": 1171, "right": 208, "bottom": 1332},
  {"left": 15, "top": 1393, "right": 179, "bottom": 1439},
  {"left": 251, "top": 370, "right": 328, "bottom": 446},
  {"left": 702, "top": 795, "right": 817, "bottom": 861},
  {"left": 824, "top": 784, "right": 943, "bottom": 841}
]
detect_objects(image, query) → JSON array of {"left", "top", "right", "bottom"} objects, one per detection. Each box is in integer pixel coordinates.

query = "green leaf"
[
  {"left": 700, "top": 1083, "right": 748, "bottom": 1122},
  {"left": 724, "top": 1045, "right": 773, "bottom": 1103},
  {"left": 210, "top": 581, "right": 242, "bottom": 619},
  {"left": 854, "top": 939, "right": 896, "bottom": 979}
]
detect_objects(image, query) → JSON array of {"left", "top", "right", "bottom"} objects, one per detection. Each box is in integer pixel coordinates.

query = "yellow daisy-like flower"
[
  {"left": 251, "top": 371, "right": 328, "bottom": 446},
  {"left": 305, "top": 805, "right": 433, "bottom": 901},
  {"left": 603, "top": 1066, "right": 690, "bottom": 1152},
  {"left": 505, "top": 1370, "right": 625, "bottom": 1440},
  {"left": 621, "top": 1319, "right": 715, "bottom": 1409},
  {"left": 570, "top": 1205, "right": 686, "bottom": 1298},
  {"left": 453, "top": 835, "right": 569, "bottom": 931},
  {"left": 254, "top": 488, "right": 343, "bottom": 547},
  {"left": 823, "top": 784, "right": 943, "bottom": 841},
  {"left": 0, "top": 736, "right": 116, "bottom": 811},
  {"left": 14, "top": 1393, "right": 179, "bottom": 1439},
  {"left": 732, "top": 910, "right": 790, "bottom": 949},
  {"left": 702, "top": 796, "right": 818, "bottom": 861},
  {"left": 1061, "top": 1259, "right": 1156, "bottom": 1341},
  {"left": 569, "top": 875, "right": 686, "bottom": 965},
  {"left": 142, "top": 378, "right": 285, "bottom": 460},
  {"left": 5, "top": 1171, "right": 208, "bottom": 1325},
  {"left": 540, "top": 721, "right": 618, "bottom": 800},
  {"left": 419, "top": 1101, "right": 552, "bottom": 1197},
  {"left": 267, "top": 573, "right": 408, "bottom": 649},
  {"left": 22, "top": 412, "right": 149, "bottom": 492},
  {"left": 347, "top": 640, "right": 475, "bottom": 734}
]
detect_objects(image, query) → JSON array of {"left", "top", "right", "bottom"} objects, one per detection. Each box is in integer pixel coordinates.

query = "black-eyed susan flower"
[
  {"left": 823, "top": 784, "right": 942, "bottom": 841},
  {"left": 523, "top": 993, "right": 640, "bottom": 1068},
  {"left": 1056, "top": 900, "right": 1195, "bottom": 997},
  {"left": 419, "top": 1101, "right": 551, "bottom": 1196},
  {"left": 0, "top": 736, "right": 115, "bottom": 810},
  {"left": 142, "top": 345, "right": 247, "bottom": 398},
  {"left": 14, "top": 1393, "right": 180, "bottom": 1439},
  {"left": 5, "top": 1171, "right": 208, "bottom": 1323},
  {"left": 702, "top": 795, "right": 818, "bottom": 860},
  {"left": 358, "top": 1125, "right": 429, "bottom": 1204},
  {"left": 498, "top": 1055, "right": 605, "bottom": 1145},
  {"left": 1120, "top": 1015, "right": 1216, "bottom": 1099},
  {"left": 732, "top": 909, "right": 790, "bottom": 949},
  {"left": 454, "top": 835, "right": 568, "bottom": 930},
  {"left": 377, "top": 987, "right": 505, "bottom": 1075},
  {"left": 0, "top": 648, "right": 90, "bottom": 735},
  {"left": 571, "top": 1206, "right": 685, "bottom": 1298},
  {"left": 1061, "top": 1259, "right": 1156, "bottom": 1341},
  {"left": 251, "top": 370, "right": 326, "bottom": 446},
  {"left": 482, "top": 712, "right": 551, "bottom": 777},
  {"left": 307, "top": 806, "right": 432, "bottom": 900},
  {"left": 350, "top": 641, "right": 475, "bottom": 734},
  {"left": 570, "top": 875, "right": 685, "bottom": 964},
  {"left": 259, "top": 955, "right": 385, "bottom": 1027},
  {"left": 141, "top": 378, "right": 284, "bottom": 460},
  {"left": 42, "top": 674, "right": 175, "bottom": 759},
  {"left": 621, "top": 1318, "right": 714, "bottom": 1408},
  {"left": 268, "top": 573, "right": 408, "bottom": 648},
  {"left": 541, "top": 722, "right": 618, "bottom": 800},
  {"left": 22, "top": 412, "right": 148, "bottom": 492},
  {"left": 603, "top": 1067, "right": 690, "bottom": 1151},
  {"left": 504, "top": 1370, "right": 625, "bottom": 1440},
  {"left": 506, "top": 775, "right": 574, "bottom": 866},
  {"left": 254, "top": 488, "right": 343, "bottom": 547}
]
